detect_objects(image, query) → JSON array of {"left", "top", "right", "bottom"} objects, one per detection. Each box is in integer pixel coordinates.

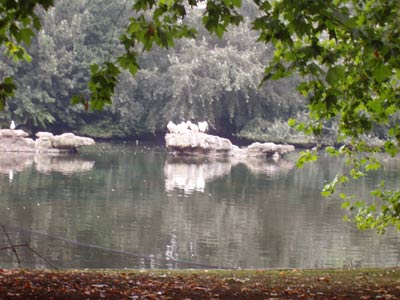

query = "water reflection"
[
  {"left": 0, "top": 143, "right": 400, "bottom": 270},
  {"left": 0, "top": 152, "right": 94, "bottom": 176},
  {"left": 164, "top": 156, "right": 295, "bottom": 194},
  {"left": 164, "top": 157, "right": 232, "bottom": 194}
]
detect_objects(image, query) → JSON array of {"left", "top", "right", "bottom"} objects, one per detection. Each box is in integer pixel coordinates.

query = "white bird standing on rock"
[
  {"left": 176, "top": 121, "right": 189, "bottom": 134},
  {"left": 167, "top": 121, "right": 178, "bottom": 133},
  {"left": 187, "top": 121, "right": 199, "bottom": 132},
  {"left": 198, "top": 121, "right": 208, "bottom": 133},
  {"left": 10, "top": 120, "right": 15, "bottom": 130}
]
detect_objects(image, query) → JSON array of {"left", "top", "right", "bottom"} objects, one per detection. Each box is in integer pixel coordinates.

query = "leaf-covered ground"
[{"left": 0, "top": 268, "right": 400, "bottom": 299}]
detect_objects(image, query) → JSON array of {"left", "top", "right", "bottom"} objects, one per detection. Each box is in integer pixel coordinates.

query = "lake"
[{"left": 0, "top": 142, "right": 399, "bottom": 270}]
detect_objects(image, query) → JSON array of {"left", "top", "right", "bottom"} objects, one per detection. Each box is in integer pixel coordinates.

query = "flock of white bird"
[
  {"left": 9, "top": 119, "right": 208, "bottom": 135},
  {"left": 167, "top": 120, "right": 208, "bottom": 134}
]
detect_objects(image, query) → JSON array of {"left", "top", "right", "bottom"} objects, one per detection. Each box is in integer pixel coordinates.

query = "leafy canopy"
[
  {"left": 2, "top": 0, "right": 400, "bottom": 232},
  {"left": 0, "top": 0, "right": 53, "bottom": 109}
]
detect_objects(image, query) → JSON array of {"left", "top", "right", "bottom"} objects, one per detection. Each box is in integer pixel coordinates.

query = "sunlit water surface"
[{"left": 0, "top": 142, "right": 399, "bottom": 269}]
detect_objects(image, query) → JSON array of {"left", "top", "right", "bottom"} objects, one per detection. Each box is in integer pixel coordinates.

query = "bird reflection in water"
[{"left": 164, "top": 157, "right": 294, "bottom": 194}]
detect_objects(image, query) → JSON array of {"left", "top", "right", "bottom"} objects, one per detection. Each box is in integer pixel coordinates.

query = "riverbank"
[{"left": 1, "top": 268, "right": 399, "bottom": 299}]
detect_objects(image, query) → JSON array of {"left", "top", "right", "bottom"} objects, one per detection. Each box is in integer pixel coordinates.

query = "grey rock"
[
  {"left": 75, "top": 136, "right": 96, "bottom": 147},
  {"left": 36, "top": 132, "right": 54, "bottom": 139},
  {"left": 165, "top": 132, "right": 232, "bottom": 154},
  {"left": 165, "top": 131, "right": 295, "bottom": 159},
  {"left": 51, "top": 133, "right": 77, "bottom": 148},
  {"left": 0, "top": 129, "right": 29, "bottom": 137},
  {"left": 245, "top": 142, "right": 295, "bottom": 158},
  {"left": 0, "top": 129, "right": 95, "bottom": 153}
]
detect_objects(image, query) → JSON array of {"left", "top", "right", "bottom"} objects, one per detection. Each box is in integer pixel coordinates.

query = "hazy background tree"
[{"left": 1, "top": 0, "right": 307, "bottom": 141}]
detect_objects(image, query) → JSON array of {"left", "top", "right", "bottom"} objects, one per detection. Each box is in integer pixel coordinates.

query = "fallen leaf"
[{"left": 91, "top": 284, "right": 108, "bottom": 288}]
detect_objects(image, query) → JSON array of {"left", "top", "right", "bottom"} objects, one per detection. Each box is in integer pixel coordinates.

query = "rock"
[
  {"left": 0, "top": 129, "right": 29, "bottom": 137},
  {"left": 75, "top": 136, "right": 96, "bottom": 147},
  {"left": 45, "top": 132, "right": 94, "bottom": 149},
  {"left": 14, "top": 130, "right": 29, "bottom": 137},
  {"left": 165, "top": 131, "right": 295, "bottom": 159},
  {"left": 165, "top": 132, "right": 232, "bottom": 154},
  {"left": 246, "top": 142, "right": 295, "bottom": 158},
  {"left": 51, "top": 133, "right": 77, "bottom": 148},
  {"left": 36, "top": 138, "right": 53, "bottom": 150},
  {"left": 0, "top": 129, "right": 15, "bottom": 137},
  {"left": 24, "top": 138, "right": 36, "bottom": 148},
  {"left": 36, "top": 132, "right": 54, "bottom": 139},
  {"left": 0, "top": 129, "right": 95, "bottom": 153}
]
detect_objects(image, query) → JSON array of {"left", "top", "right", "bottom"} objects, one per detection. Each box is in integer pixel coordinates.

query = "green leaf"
[
  {"left": 350, "top": 169, "right": 365, "bottom": 179},
  {"left": 215, "top": 25, "right": 225, "bottom": 39},
  {"left": 71, "top": 95, "right": 84, "bottom": 105},
  {"left": 325, "top": 146, "right": 339, "bottom": 156},
  {"left": 341, "top": 200, "right": 351, "bottom": 208},
  {"left": 127, "top": 22, "right": 141, "bottom": 34},
  {"left": 288, "top": 118, "right": 296, "bottom": 127},
  {"left": 90, "top": 64, "right": 99, "bottom": 73},
  {"left": 117, "top": 55, "right": 139, "bottom": 76},
  {"left": 339, "top": 175, "right": 349, "bottom": 184},
  {"left": 321, "top": 190, "right": 332, "bottom": 197},
  {"left": 373, "top": 63, "right": 391, "bottom": 83},
  {"left": 232, "top": 0, "right": 241, "bottom": 8},
  {"left": 16, "top": 28, "right": 34, "bottom": 45},
  {"left": 326, "top": 65, "right": 345, "bottom": 86},
  {"left": 384, "top": 140, "right": 398, "bottom": 157},
  {"left": 296, "top": 150, "right": 318, "bottom": 168}
]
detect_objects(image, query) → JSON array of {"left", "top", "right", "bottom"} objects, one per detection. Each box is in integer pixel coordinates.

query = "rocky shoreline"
[
  {"left": 165, "top": 131, "right": 295, "bottom": 159},
  {"left": 0, "top": 129, "right": 95, "bottom": 153}
]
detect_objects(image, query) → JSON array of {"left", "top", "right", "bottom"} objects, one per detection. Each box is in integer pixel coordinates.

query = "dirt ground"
[{"left": 0, "top": 268, "right": 400, "bottom": 299}]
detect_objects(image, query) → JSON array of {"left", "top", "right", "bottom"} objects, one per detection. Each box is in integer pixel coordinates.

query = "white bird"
[
  {"left": 167, "top": 121, "right": 179, "bottom": 133},
  {"left": 187, "top": 121, "right": 199, "bottom": 132},
  {"left": 176, "top": 121, "right": 189, "bottom": 134},
  {"left": 10, "top": 120, "right": 15, "bottom": 130},
  {"left": 198, "top": 121, "right": 209, "bottom": 133}
]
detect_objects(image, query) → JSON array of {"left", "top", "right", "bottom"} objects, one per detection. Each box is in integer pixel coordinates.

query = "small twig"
[
  {"left": 0, "top": 244, "right": 28, "bottom": 251},
  {"left": 25, "top": 246, "right": 59, "bottom": 271},
  {"left": 2, "top": 225, "right": 21, "bottom": 264},
  {"left": 1, "top": 225, "right": 59, "bottom": 270}
]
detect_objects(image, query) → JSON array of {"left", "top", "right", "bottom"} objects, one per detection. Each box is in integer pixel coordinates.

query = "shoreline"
[{"left": 1, "top": 268, "right": 399, "bottom": 299}]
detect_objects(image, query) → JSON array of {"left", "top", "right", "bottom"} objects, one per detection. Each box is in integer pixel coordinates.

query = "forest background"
[{"left": 0, "top": 0, "right": 316, "bottom": 143}]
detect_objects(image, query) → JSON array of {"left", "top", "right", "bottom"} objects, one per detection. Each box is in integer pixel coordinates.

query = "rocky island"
[
  {"left": 165, "top": 121, "right": 295, "bottom": 159},
  {"left": 0, "top": 129, "right": 95, "bottom": 153}
]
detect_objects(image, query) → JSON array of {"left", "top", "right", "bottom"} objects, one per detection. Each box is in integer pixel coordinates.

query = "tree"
[
  {"left": 1, "top": 0, "right": 400, "bottom": 232},
  {"left": 89, "top": 0, "right": 400, "bottom": 233},
  {"left": 0, "top": 0, "right": 54, "bottom": 109}
]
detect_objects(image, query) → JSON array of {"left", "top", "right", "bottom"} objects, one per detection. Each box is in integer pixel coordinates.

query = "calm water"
[{"left": 0, "top": 142, "right": 399, "bottom": 270}]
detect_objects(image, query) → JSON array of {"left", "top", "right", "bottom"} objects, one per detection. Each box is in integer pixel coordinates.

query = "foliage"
[
  {"left": 1, "top": 0, "right": 305, "bottom": 138},
  {"left": 237, "top": 114, "right": 316, "bottom": 145},
  {"left": 0, "top": 0, "right": 53, "bottom": 109},
  {"left": 248, "top": 0, "right": 400, "bottom": 231},
  {"left": 103, "top": 0, "right": 400, "bottom": 232}
]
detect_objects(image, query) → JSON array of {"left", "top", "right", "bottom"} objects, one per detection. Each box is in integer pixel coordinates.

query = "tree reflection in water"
[
  {"left": 1, "top": 143, "right": 400, "bottom": 270},
  {"left": 164, "top": 156, "right": 294, "bottom": 194}
]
